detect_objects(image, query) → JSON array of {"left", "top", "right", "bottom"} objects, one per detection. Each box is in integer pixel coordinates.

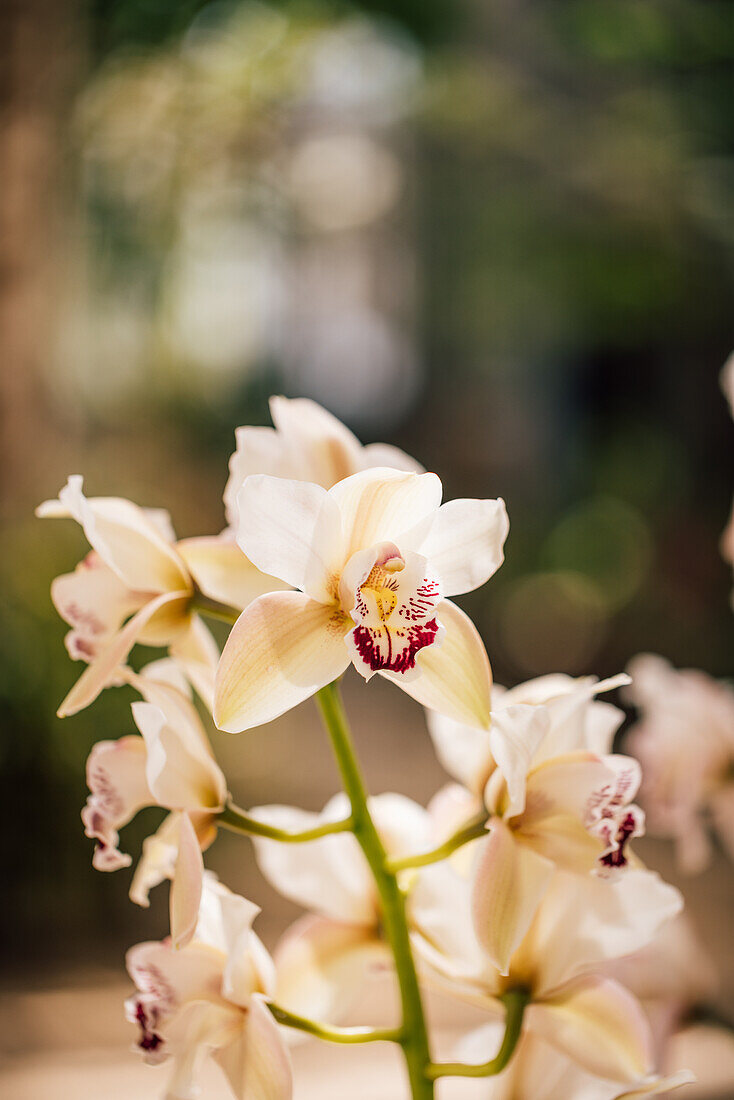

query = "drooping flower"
[
  {"left": 223, "top": 395, "right": 422, "bottom": 527},
  {"left": 624, "top": 654, "right": 734, "bottom": 873},
  {"left": 250, "top": 792, "right": 435, "bottom": 1023},
  {"left": 410, "top": 862, "right": 683, "bottom": 1087},
  {"left": 215, "top": 467, "right": 508, "bottom": 731},
  {"left": 81, "top": 660, "right": 227, "bottom": 942},
  {"left": 126, "top": 875, "right": 292, "bottom": 1100},
  {"left": 425, "top": 674, "right": 643, "bottom": 971},
  {"left": 37, "top": 475, "right": 285, "bottom": 716}
]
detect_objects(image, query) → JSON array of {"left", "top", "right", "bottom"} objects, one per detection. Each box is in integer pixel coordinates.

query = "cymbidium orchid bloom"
[
  {"left": 624, "top": 654, "right": 734, "bottom": 873},
  {"left": 446, "top": 1027, "right": 693, "bottom": 1100},
  {"left": 37, "top": 475, "right": 285, "bottom": 716},
  {"left": 250, "top": 792, "right": 434, "bottom": 1022},
  {"left": 126, "top": 875, "right": 292, "bottom": 1100},
  {"left": 410, "top": 863, "right": 683, "bottom": 1087},
  {"left": 223, "top": 395, "right": 422, "bottom": 527},
  {"left": 215, "top": 467, "right": 508, "bottom": 731},
  {"left": 81, "top": 660, "right": 227, "bottom": 942},
  {"left": 426, "top": 674, "right": 643, "bottom": 972}
]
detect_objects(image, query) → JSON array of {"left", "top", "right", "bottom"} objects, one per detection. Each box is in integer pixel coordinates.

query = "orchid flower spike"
[
  {"left": 410, "top": 863, "right": 683, "bottom": 1087},
  {"left": 624, "top": 654, "right": 734, "bottom": 873},
  {"left": 215, "top": 467, "right": 508, "bottom": 731},
  {"left": 223, "top": 395, "right": 423, "bottom": 527},
  {"left": 37, "top": 475, "right": 285, "bottom": 716},
  {"left": 81, "top": 660, "right": 227, "bottom": 944},
  {"left": 126, "top": 875, "right": 292, "bottom": 1100},
  {"left": 251, "top": 792, "right": 435, "bottom": 1023}
]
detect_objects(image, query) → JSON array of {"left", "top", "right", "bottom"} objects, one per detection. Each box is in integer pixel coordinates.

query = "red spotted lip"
[{"left": 353, "top": 618, "right": 440, "bottom": 674}]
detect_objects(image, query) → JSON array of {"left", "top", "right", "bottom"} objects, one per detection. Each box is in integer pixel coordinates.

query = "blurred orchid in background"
[{"left": 624, "top": 655, "right": 734, "bottom": 873}]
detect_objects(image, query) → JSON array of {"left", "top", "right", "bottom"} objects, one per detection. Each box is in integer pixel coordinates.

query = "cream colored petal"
[
  {"left": 270, "top": 394, "right": 362, "bottom": 488},
  {"left": 57, "top": 589, "right": 191, "bottom": 717},
  {"left": 488, "top": 704, "right": 551, "bottom": 818},
  {"left": 214, "top": 592, "right": 351, "bottom": 733},
  {"left": 237, "top": 475, "right": 343, "bottom": 601},
  {"left": 170, "top": 813, "right": 204, "bottom": 950},
  {"left": 51, "top": 552, "right": 143, "bottom": 661},
  {"left": 472, "top": 819, "right": 554, "bottom": 975},
  {"left": 274, "top": 915, "right": 389, "bottom": 1023},
  {"left": 532, "top": 976, "right": 653, "bottom": 1083},
  {"left": 214, "top": 994, "right": 293, "bottom": 1100},
  {"left": 194, "top": 877, "right": 265, "bottom": 1007},
  {"left": 524, "top": 870, "right": 683, "bottom": 999},
  {"left": 251, "top": 799, "right": 375, "bottom": 924},
  {"left": 81, "top": 734, "right": 152, "bottom": 871},
  {"left": 401, "top": 496, "right": 509, "bottom": 597},
  {"left": 129, "top": 811, "right": 182, "bottom": 907},
  {"left": 329, "top": 467, "right": 442, "bottom": 560},
  {"left": 162, "top": 1001, "right": 242, "bottom": 1099},
  {"left": 383, "top": 599, "right": 492, "bottom": 728},
  {"left": 426, "top": 710, "right": 494, "bottom": 795},
  {"left": 224, "top": 424, "right": 288, "bottom": 528},
  {"left": 614, "top": 1071, "right": 696, "bottom": 1099},
  {"left": 132, "top": 700, "right": 226, "bottom": 811},
  {"left": 169, "top": 616, "right": 220, "bottom": 711},
  {"left": 176, "top": 535, "right": 289, "bottom": 610},
  {"left": 126, "top": 939, "right": 227, "bottom": 1014},
  {"left": 126, "top": 668, "right": 218, "bottom": 765},
  {"left": 38, "top": 475, "right": 189, "bottom": 593},
  {"left": 360, "top": 441, "right": 424, "bottom": 474}
]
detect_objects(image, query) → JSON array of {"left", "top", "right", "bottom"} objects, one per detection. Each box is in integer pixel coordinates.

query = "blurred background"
[{"left": 1, "top": 0, "right": 733, "bottom": 1096}]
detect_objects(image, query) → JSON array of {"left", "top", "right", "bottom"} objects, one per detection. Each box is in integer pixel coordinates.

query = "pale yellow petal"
[
  {"left": 57, "top": 589, "right": 191, "bottom": 717},
  {"left": 532, "top": 976, "right": 653, "bottom": 1083},
  {"left": 214, "top": 591, "right": 351, "bottom": 733},
  {"left": 176, "top": 535, "right": 288, "bottom": 610},
  {"left": 471, "top": 819, "right": 554, "bottom": 975},
  {"left": 383, "top": 599, "right": 492, "bottom": 728},
  {"left": 170, "top": 813, "right": 204, "bottom": 950}
]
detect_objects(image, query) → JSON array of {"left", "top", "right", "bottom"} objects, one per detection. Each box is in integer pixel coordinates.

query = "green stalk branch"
[
  {"left": 218, "top": 802, "right": 353, "bottom": 842},
  {"left": 316, "top": 682, "right": 435, "bottom": 1100},
  {"left": 426, "top": 990, "right": 528, "bottom": 1080},
  {"left": 190, "top": 592, "right": 241, "bottom": 625},
  {"left": 386, "top": 813, "right": 489, "bottom": 873},
  {"left": 268, "top": 1002, "right": 401, "bottom": 1045}
]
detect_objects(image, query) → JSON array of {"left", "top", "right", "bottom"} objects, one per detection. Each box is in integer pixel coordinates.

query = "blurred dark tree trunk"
[{"left": 0, "top": 0, "right": 79, "bottom": 515}]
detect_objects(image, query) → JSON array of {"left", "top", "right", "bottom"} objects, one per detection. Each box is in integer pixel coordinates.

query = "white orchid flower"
[
  {"left": 251, "top": 792, "right": 434, "bottom": 1023},
  {"left": 428, "top": 672, "right": 631, "bottom": 799},
  {"left": 37, "top": 475, "right": 285, "bottom": 716},
  {"left": 426, "top": 674, "right": 643, "bottom": 972},
  {"left": 126, "top": 875, "right": 292, "bottom": 1100},
  {"left": 223, "top": 395, "right": 422, "bottom": 527},
  {"left": 215, "top": 467, "right": 508, "bottom": 731},
  {"left": 446, "top": 1026, "right": 693, "bottom": 1099},
  {"left": 624, "top": 654, "right": 734, "bottom": 873},
  {"left": 81, "top": 663, "right": 227, "bottom": 944},
  {"left": 410, "top": 863, "right": 683, "bottom": 1086}
]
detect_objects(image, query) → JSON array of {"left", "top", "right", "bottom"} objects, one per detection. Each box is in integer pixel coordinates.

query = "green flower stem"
[
  {"left": 315, "top": 681, "right": 435, "bottom": 1100},
  {"left": 268, "top": 1002, "right": 401, "bottom": 1045},
  {"left": 219, "top": 802, "right": 353, "bottom": 842},
  {"left": 426, "top": 990, "right": 528, "bottom": 1080},
  {"left": 386, "top": 814, "right": 489, "bottom": 873},
  {"left": 190, "top": 592, "right": 241, "bottom": 625}
]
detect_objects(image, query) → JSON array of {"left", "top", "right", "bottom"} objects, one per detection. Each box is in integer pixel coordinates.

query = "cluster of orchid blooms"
[{"left": 40, "top": 393, "right": 734, "bottom": 1100}]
